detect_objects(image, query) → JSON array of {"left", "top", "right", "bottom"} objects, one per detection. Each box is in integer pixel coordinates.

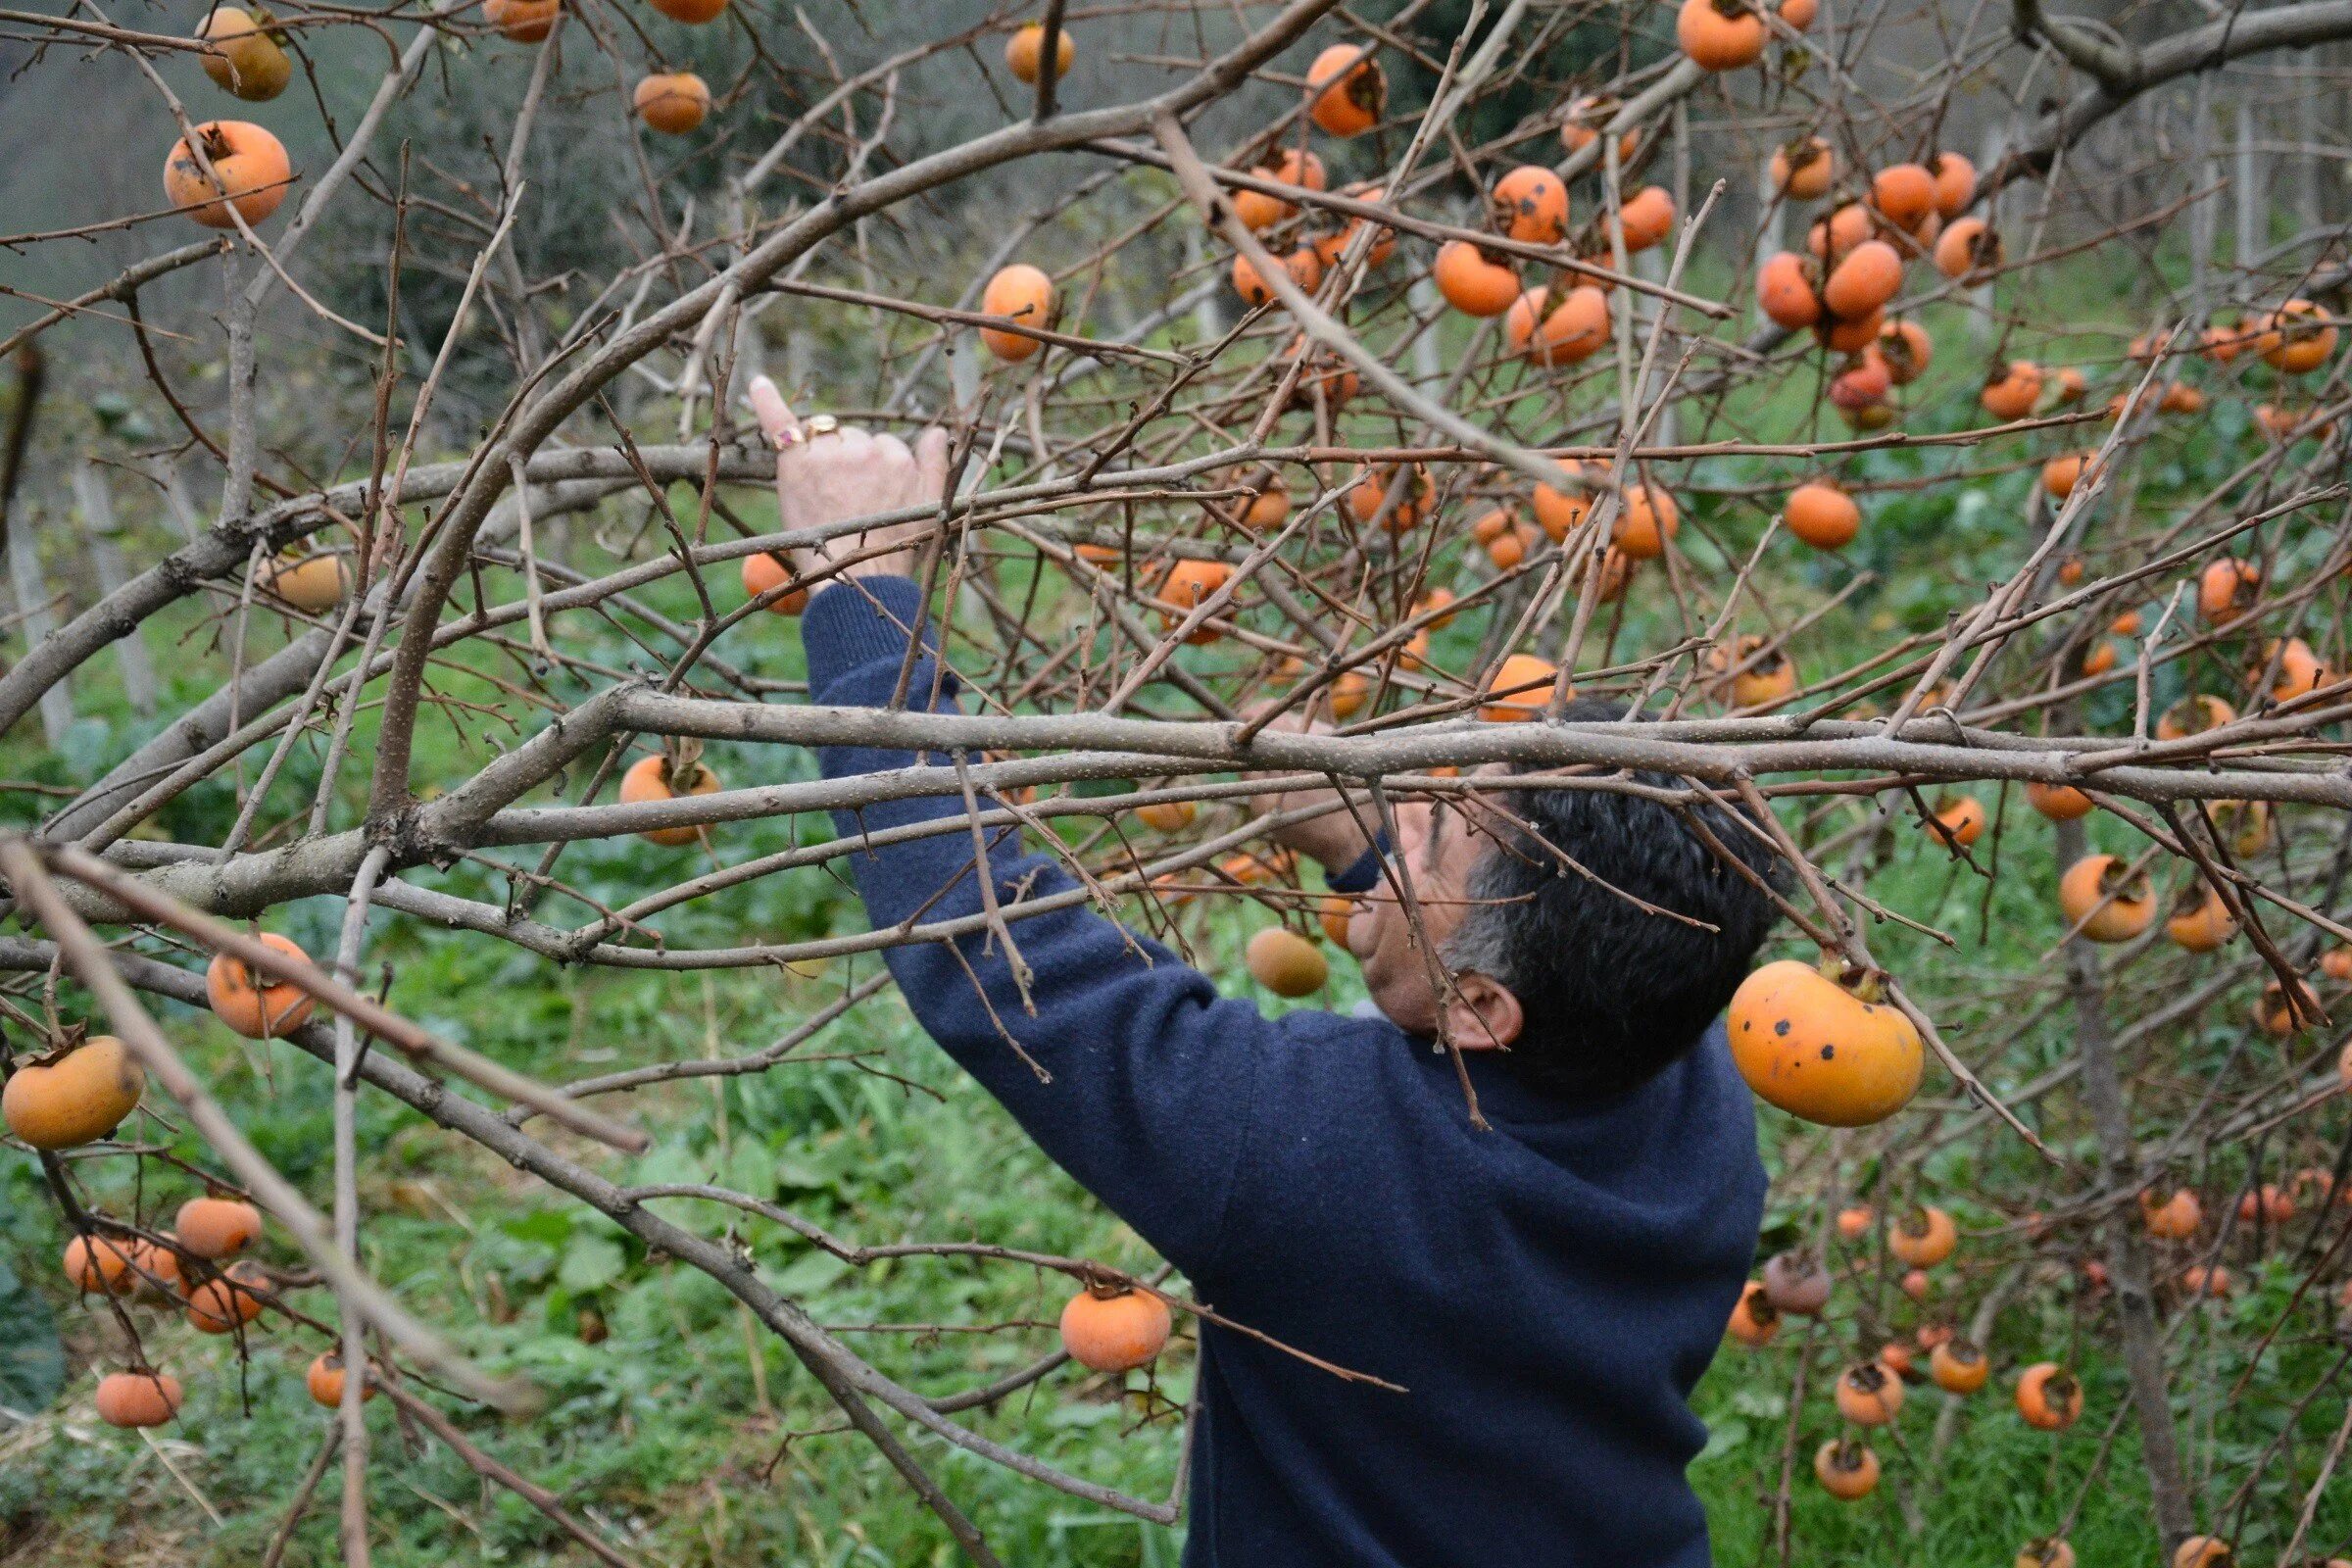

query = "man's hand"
[
  {"left": 747, "top": 374, "right": 949, "bottom": 587},
  {"left": 1244, "top": 706, "right": 1380, "bottom": 873}
]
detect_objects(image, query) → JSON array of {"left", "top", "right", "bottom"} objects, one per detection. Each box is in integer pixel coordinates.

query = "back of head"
[{"left": 1445, "top": 697, "right": 1784, "bottom": 1100}]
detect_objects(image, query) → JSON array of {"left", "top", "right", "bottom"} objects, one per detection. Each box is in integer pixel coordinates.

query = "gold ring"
[{"left": 805, "top": 414, "right": 841, "bottom": 438}]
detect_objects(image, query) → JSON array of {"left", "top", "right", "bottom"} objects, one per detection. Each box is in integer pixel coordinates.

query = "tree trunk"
[{"left": 2052, "top": 815, "right": 2196, "bottom": 1549}]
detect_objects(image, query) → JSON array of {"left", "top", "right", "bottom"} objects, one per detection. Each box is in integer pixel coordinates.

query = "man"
[{"left": 748, "top": 376, "right": 1781, "bottom": 1567}]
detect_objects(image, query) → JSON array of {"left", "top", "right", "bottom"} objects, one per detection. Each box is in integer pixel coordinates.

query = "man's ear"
[{"left": 1444, "top": 971, "right": 1525, "bottom": 1052}]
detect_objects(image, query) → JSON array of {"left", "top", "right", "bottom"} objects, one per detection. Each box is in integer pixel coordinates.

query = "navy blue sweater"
[{"left": 805, "top": 576, "right": 1766, "bottom": 1568}]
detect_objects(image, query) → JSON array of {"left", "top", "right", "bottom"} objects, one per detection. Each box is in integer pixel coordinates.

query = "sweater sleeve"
[{"left": 800, "top": 575, "right": 1277, "bottom": 1281}]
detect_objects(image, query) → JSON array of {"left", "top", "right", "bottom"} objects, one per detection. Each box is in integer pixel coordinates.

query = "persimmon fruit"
[
  {"left": 207, "top": 931, "right": 318, "bottom": 1039},
  {"left": 1477, "top": 653, "right": 1561, "bottom": 721},
  {"left": 1004, "top": 21, "right": 1074, "bottom": 84},
  {"left": 95, "top": 1370, "right": 183, "bottom": 1429},
  {"left": 1889, "top": 1204, "right": 1958, "bottom": 1267},
  {"left": 1727, "top": 958, "right": 1924, "bottom": 1126},
  {"left": 1677, "top": 0, "right": 1767, "bottom": 72},
  {"left": 1814, "top": 1439, "right": 1879, "bottom": 1499},
  {"left": 1785, "top": 480, "right": 1859, "bottom": 550},
  {"left": 196, "top": 7, "right": 291, "bottom": 102},
  {"left": 2058, "top": 854, "right": 2156, "bottom": 942},
  {"left": 483, "top": 0, "right": 560, "bottom": 41},
  {"left": 1058, "top": 1283, "right": 1171, "bottom": 1372},
  {"left": 1930, "top": 1338, "right": 1989, "bottom": 1394},
  {"left": 3, "top": 1036, "right": 146, "bottom": 1150},
  {"left": 1305, "top": 45, "right": 1383, "bottom": 137},
  {"left": 176, "top": 1197, "right": 264, "bottom": 1259},
  {"left": 979, "top": 264, "right": 1054, "bottom": 361},
  {"left": 1727, "top": 1281, "right": 1780, "bottom": 1346},
  {"left": 1835, "top": 1359, "right": 1904, "bottom": 1425},
  {"left": 741, "top": 551, "right": 808, "bottom": 615},
  {"left": 65, "top": 1233, "right": 136, "bottom": 1295},
  {"left": 634, "top": 73, "right": 710, "bottom": 135},
  {"left": 1246, "top": 928, "right": 1328, "bottom": 997},
  {"left": 164, "top": 120, "right": 291, "bottom": 229},
  {"left": 2014, "top": 1361, "right": 2082, "bottom": 1430},
  {"left": 308, "top": 1351, "right": 375, "bottom": 1408},
  {"left": 618, "top": 754, "right": 720, "bottom": 847},
  {"left": 186, "top": 1260, "right": 271, "bottom": 1334}
]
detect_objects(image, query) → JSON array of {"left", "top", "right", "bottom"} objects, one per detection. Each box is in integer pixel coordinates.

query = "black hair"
[{"left": 1443, "top": 697, "right": 1785, "bottom": 1100}]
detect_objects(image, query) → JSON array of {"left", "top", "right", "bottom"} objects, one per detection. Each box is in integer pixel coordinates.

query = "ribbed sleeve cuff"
[
  {"left": 1326, "top": 832, "right": 1391, "bottom": 895},
  {"left": 803, "top": 575, "right": 933, "bottom": 703}
]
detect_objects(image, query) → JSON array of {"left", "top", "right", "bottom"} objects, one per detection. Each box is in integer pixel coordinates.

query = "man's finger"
[
  {"left": 913, "top": 426, "right": 951, "bottom": 504},
  {"left": 747, "top": 375, "right": 799, "bottom": 445}
]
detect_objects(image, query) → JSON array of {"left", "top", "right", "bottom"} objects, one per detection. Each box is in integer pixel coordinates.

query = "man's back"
[
  {"left": 1178, "top": 1008, "right": 1761, "bottom": 1567},
  {"left": 805, "top": 577, "right": 1766, "bottom": 1566}
]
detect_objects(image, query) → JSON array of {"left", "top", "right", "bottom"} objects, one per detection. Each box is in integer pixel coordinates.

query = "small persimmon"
[
  {"left": 2013, "top": 1361, "right": 2082, "bottom": 1430},
  {"left": 483, "top": 0, "right": 560, "bottom": 41},
  {"left": 196, "top": 7, "right": 291, "bottom": 102},
  {"left": 1727, "top": 958, "right": 1924, "bottom": 1126},
  {"left": 307, "top": 1350, "right": 376, "bottom": 1408},
  {"left": 618, "top": 754, "right": 720, "bottom": 846},
  {"left": 1490, "top": 165, "right": 1569, "bottom": 244},
  {"left": 95, "top": 1370, "right": 183, "bottom": 1428},
  {"left": 1432, "top": 240, "right": 1520, "bottom": 317},
  {"left": 1726, "top": 640, "right": 1796, "bottom": 709},
  {"left": 1477, "top": 653, "right": 1562, "bottom": 721},
  {"left": 259, "top": 552, "right": 347, "bottom": 612},
  {"left": 1808, "top": 202, "right": 1873, "bottom": 263},
  {"left": 1345, "top": 464, "right": 1430, "bottom": 531},
  {"left": 1004, "top": 21, "right": 1075, "bottom": 84},
  {"left": 1769, "top": 137, "right": 1835, "bottom": 201},
  {"left": 979, "top": 264, "right": 1055, "bottom": 362},
  {"left": 1613, "top": 484, "right": 1678, "bottom": 560},
  {"left": 2164, "top": 885, "right": 2237, "bottom": 954},
  {"left": 1232, "top": 148, "right": 1326, "bottom": 231},
  {"left": 1980, "top": 361, "right": 2042, "bottom": 418},
  {"left": 1836, "top": 1204, "right": 1873, "bottom": 1240},
  {"left": 2017, "top": 1539, "right": 2077, "bottom": 1568},
  {"left": 65, "top": 1233, "right": 137, "bottom": 1295},
  {"left": 1928, "top": 794, "right": 1985, "bottom": 850},
  {"left": 1677, "top": 0, "right": 1767, "bottom": 71},
  {"left": 1930, "top": 151, "right": 1976, "bottom": 217},
  {"left": 208, "top": 932, "right": 318, "bottom": 1039},
  {"left": 1318, "top": 896, "right": 1358, "bottom": 947},
  {"left": 164, "top": 120, "right": 291, "bottom": 229},
  {"left": 1615, "top": 186, "right": 1676, "bottom": 252},
  {"left": 3, "top": 1036, "right": 146, "bottom": 1150},
  {"left": 1506, "top": 285, "right": 1610, "bottom": 367},
  {"left": 1058, "top": 1283, "right": 1172, "bottom": 1372},
  {"left": 1889, "top": 1204, "right": 1957, "bottom": 1266},
  {"left": 2057, "top": 854, "right": 2156, "bottom": 942},
  {"left": 741, "top": 551, "right": 808, "bottom": 615},
  {"left": 1814, "top": 1439, "right": 1879, "bottom": 1500},
  {"left": 1761, "top": 1250, "right": 1831, "bottom": 1315},
  {"left": 1305, "top": 44, "right": 1384, "bottom": 137},
  {"left": 1134, "top": 798, "right": 1195, "bottom": 833},
  {"left": 1785, "top": 480, "right": 1860, "bottom": 550},
  {"left": 2157, "top": 693, "right": 2234, "bottom": 741},
  {"left": 1233, "top": 247, "right": 1323, "bottom": 308},
  {"left": 1870, "top": 164, "right": 1936, "bottom": 229},
  {"left": 176, "top": 1197, "right": 263, "bottom": 1260},
  {"left": 1822, "top": 240, "right": 1902, "bottom": 319},
  {"left": 1835, "top": 1359, "right": 1904, "bottom": 1426},
  {"left": 1246, "top": 927, "right": 1328, "bottom": 997},
  {"left": 1727, "top": 1281, "right": 1780, "bottom": 1346},
  {"left": 2256, "top": 299, "right": 2337, "bottom": 373},
  {"left": 2173, "top": 1540, "right": 2234, "bottom": 1568},
  {"left": 186, "top": 1260, "right": 271, "bottom": 1335},
  {"left": 2025, "top": 779, "right": 2093, "bottom": 821},
  {"left": 2236, "top": 1183, "right": 2295, "bottom": 1224},
  {"left": 1930, "top": 1338, "right": 1989, "bottom": 1395},
  {"left": 1155, "top": 558, "right": 1234, "bottom": 643},
  {"left": 1879, "top": 318, "right": 1933, "bottom": 384},
  {"left": 1935, "top": 216, "right": 2001, "bottom": 281},
  {"left": 2041, "top": 452, "right": 2091, "bottom": 501},
  {"left": 1756, "top": 251, "right": 1822, "bottom": 329},
  {"left": 634, "top": 73, "right": 710, "bottom": 135}
]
